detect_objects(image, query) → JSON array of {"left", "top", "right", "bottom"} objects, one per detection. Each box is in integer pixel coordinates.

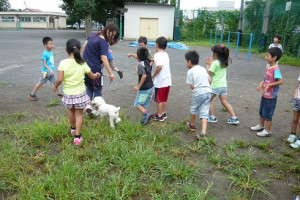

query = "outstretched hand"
[{"left": 205, "top": 57, "right": 213, "bottom": 66}]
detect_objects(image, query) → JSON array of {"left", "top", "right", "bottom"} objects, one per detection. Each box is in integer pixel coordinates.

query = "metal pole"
[
  {"left": 247, "top": 33, "right": 253, "bottom": 62},
  {"left": 227, "top": 31, "right": 231, "bottom": 47},
  {"left": 214, "top": 30, "right": 217, "bottom": 46},
  {"left": 297, "top": 43, "right": 300, "bottom": 58},
  {"left": 119, "top": 12, "right": 123, "bottom": 40},
  {"left": 236, "top": 32, "right": 240, "bottom": 56},
  {"left": 209, "top": 29, "right": 212, "bottom": 46},
  {"left": 220, "top": 30, "right": 223, "bottom": 44},
  {"left": 238, "top": 0, "right": 244, "bottom": 46}
]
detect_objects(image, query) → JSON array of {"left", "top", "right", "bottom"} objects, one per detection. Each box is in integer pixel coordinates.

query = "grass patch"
[
  {"left": 45, "top": 99, "right": 61, "bottom": 107},
  {"left": 0, "top": 81, "right": 7, "bottom": 85}
]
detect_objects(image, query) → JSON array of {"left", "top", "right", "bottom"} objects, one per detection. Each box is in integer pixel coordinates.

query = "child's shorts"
[
  {"left": 154, "top": 86, "right": 170, "bottom": 103},
  {"left": 259, "top": 96, "right": 277, "bottom": 121},
  {"left": 190, "top": 93, "right": 211, "bottom": 119},
  {"left": 212, "top": 87, "right": 227, "bottom": 96},
  {"left": 39, "top": 72, "right": 56, "bottom": 84},
  {"left": 62, "top": 92, "right": 90, "bottom": 109},
  {"left": 292, "top": 98, "right": 300, "bottom": 111},
  {"left": 134, "top": 87, "right": 154, "bottom": 108}
]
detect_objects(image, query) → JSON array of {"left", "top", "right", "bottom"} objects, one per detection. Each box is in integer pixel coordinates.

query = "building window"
[
  {"left": 1, "top": 16, "right": 14, "bottom": 22},
  {"left": 19, "top": 17, "right": 31, "bottom": 22},
  {"left": 33, "top": 17, "right": 46, "bottom": 22}
]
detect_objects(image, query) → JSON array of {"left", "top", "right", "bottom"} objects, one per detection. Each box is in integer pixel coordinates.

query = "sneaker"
[
  {"left": 152, "top": 113, "right": 159, "bottom": 121},
  {"left": 196, "top": 133, "right": 207, "bottom": 140},
  {"left": 250, "top": 124, "right": 264, "bottom": 131},
  {"left": 57, "top": 92, "right": 63, "bottom": 98},
  {"left": 70, "top": 128, "right": 76, "bottom": 137},
  {"left": 28, "top": 93, "right": 38, "bottom": 101},
  {"left": 208, "top": 116, "right": 217, "bottom": 123},
  {"left": 142, "top": 112, "right": 152, "bottom": 126},
  {"left": 290, "top": 139, "right": 300, "bottom": 149},
  {"left": 117, "top": 71, "right": 123, "bottom": 79},
  {"left": 186, "top": 122, "right": 196, "bottom": 132},
  {"left": 287, "top": 134, "right": 297, "bottom": 143},
  {"left": 158, "top": 114, "right": 166, "bottom": 122},
  {"left": 227, "top": 117, "right": 240, "bottom": 125},
  {"left": 74, "top": 136, "right": 83, "bottom": 145},
  {"left": 256, "top": 129, "right": 271, "bottom": 137},
  {"left": 162, "top": 113, "right": 167, "bottom": 120}
]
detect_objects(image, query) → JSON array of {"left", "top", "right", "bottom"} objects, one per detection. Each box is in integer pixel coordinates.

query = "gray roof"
[{"left": 124, "top": 2, "right": 175, "bottom": 7}]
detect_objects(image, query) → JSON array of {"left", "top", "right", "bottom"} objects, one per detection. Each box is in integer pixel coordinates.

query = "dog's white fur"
[{"left": 91, "top": 97, "right": 121, "bottom": 129}]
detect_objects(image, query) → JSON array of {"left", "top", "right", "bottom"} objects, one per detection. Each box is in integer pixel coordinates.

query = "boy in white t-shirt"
[
  {"left": 185, "top": 50, "right": 212, "bottom": 140},
  {"left": 268, "top": 34, "right": 283, "bottom": 52},
  {"left": 151, "top": 36, "right": 172, "bottom": 122}
]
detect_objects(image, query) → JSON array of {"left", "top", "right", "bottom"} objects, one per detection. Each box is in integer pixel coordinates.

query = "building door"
[
  {"left": 49, "top": 17, "right": 55, "bottom": 29},
  {"left": 139, "top": 18, "right": 158, "bottom": 40}
]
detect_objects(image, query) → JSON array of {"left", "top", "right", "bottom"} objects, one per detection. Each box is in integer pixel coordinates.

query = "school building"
[
  {"left": 0, "top": 10, "right": 67, "bottom": 29},
  {"left": 123, "top": 2, "right": 175, "bottom": 40}
]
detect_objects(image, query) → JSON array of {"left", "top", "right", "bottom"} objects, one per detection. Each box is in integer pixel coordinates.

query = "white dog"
[{"left": 91, "top": 97, "right": 121, "bottom": 129}]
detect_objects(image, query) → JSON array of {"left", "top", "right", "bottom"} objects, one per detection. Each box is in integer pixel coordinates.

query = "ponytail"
[
  {"left": 66, "top": 39, "right": 85, "bottom": 65},
  {"left": 211, "top": 44, "right": 231, "bottom": 68}
]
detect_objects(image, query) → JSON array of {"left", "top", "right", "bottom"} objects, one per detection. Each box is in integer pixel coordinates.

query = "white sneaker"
[
  {"left": 290, "top": 139, "right": 300, "bottom": 149},
  {"left": 251, "top": 124, "right": 264, "bottom": 131},
  {"left": 287, "top": 134, "right": 297, "bottom": 143},
  {"left": 256, "top": 129, "right": 271, "bottom": 137}
]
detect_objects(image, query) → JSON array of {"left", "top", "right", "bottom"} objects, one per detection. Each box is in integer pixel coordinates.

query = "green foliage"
[{"left": 0, "top": 0, "right": 10, "bottom": 11}]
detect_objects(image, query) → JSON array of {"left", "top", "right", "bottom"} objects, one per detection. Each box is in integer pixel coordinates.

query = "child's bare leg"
[
  {"left": 137, "top": 105, "right": 147, "bottom": 115},
  {"left": 75, "top": 109, "right": 84, "bottom": 136},
  {"left": 68, "top": 108, "right": 76, "bottom": 128},
  {"left": 201, "top": 118, "right": 208, "bottom": 134},
  {"left": 156, "top": 102, "right": 163, "bottom": 116},
  {"left": 260, "top": 116, "right": 265, "bottom": 127},
  {"left": 292, "top": 111, "right": 300, "bottom": 133},
  {"left": 190, "top": 114, "right": 196, "bottom": 125},
  {"left": 219, "top": 95, "right": 236, "bottom": 117},
  {"left": 162, "top": 102, "right": 167, "bottom": 114},
  {"left": 265, "top": 120, "right": 272, "bottom": 133},
  {"left": 32, "top": 82, "right": 43, "bottom": 93},
  {"left": 209, "top": 94, "right": 217, "bottom": 116}
]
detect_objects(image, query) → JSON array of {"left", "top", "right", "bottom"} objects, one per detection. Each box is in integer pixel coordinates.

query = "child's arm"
[
  {"left": 294, "top": 81, "right": 300, "bottom": 98},
  {"left": 43, "top": 60, "right": 54, "bottom": 75},
  {"left": 205, "top": 57, "right": 213, "bottom": 76},
  {"left": 263, "top": 78, "right": 283, "bottom": 93},
  {"left": 127, "top": 53, "right": 138, "bottom": 60},
  {"left": 190, "top": 84, "right": 194, "bottom": 90},
  {"left": 208, "top": 76, "right": 212, "bottom": 84},
  {"left": 52, "top": 70, "right": 63, "bottom": 92},
  {"left": 101, "top": 55, "right": 114, "bottom": 81},
  {"left": 257, "top": 81, "right": 263, "bottom": 91},
  {"left": 152, "top": 65, "right": 162, "bottom": 79},
  {"left": 134, "top": 74, "right": 146, "bottom": 91},
  {"left": 87, "top": 72, "right": 101, "bottom": 80}
]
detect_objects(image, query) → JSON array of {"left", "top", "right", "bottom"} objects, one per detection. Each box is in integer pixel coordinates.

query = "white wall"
[{"left": 124, "top": 5, "right": 175, "bottom": 40}]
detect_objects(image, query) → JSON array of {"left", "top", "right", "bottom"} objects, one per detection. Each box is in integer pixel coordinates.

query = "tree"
[{"left": 0, "top": 0, "right": 11, "bottom": 11}]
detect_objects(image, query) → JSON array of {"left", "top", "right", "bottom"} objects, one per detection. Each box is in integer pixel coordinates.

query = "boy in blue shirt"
[{"left": 28, "top": 37, "right": 62, "bottom": 101}]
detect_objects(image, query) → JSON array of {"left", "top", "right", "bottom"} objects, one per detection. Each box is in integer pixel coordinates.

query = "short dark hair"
[
  {"left": 268, "top": 47, "right": 282, "bottom": 61},
  {"left": 43, "top": 36, "right": 53, "bottom": 45},
  {"left": 155, "top": 36, "right": 167, "bottom": 50},
  {"left": 138, "top": 36, "right": 147, "bottom": 45},
  {"left": 137, "top": 47, "right": 149, "bottom": 61},
  {"left": 274, "top": 34, "right": 282, "bottom": 41},
  {"left": 185, "top": 50, "right": 199, "bottom": 65}
]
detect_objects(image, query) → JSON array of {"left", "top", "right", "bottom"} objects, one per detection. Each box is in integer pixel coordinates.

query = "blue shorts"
[
  {"left": 39, "top": 72, "right": 56, "bottom": 84},
  {"left": 190, "top": 93, "right": 211, "bottom": 119},
  {"left": 134, "top": 87, "right": 154, "bottom": 108},
  {"left": 212, "top": 87, "right": 227, "bottom": 96},
  {"left": 259, "top": 96, "right": 277, "bottom": 121}
]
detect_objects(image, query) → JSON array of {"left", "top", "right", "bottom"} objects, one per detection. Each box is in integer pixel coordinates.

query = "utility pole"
[
  {"left": 174, "top": 0, "right": 180, "bottom": 41},
  {"left": 238, "top": 0, "right": 244, "bottom": 46},
  {"left": 259, "top": 0, "right": 271, "bottom": 53}
]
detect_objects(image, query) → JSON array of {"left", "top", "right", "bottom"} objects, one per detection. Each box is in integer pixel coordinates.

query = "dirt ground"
[{"left": 0, "top": 30, "right": 299, "bottom": 199}]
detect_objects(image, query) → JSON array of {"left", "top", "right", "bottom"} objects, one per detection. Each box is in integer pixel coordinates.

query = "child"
[
  {"left": 185, "top": 50, "right": 212, "bottom": 140},
  {"left": 151, "top": 36, "right": 172, "bottom": 122},
  {"left": 287, "top": 76, "right": 300, "bottom": 148},
  {"left": 269, "top": 34, "right": 283, "bottom": 52},
  {"left": 205, "top": 44, "right": 239, "bottom": 124},
  {"left": 53, "top": 39, "right": 100, "bottom": 145},
  {"left": 250, "top": 47, "right": 283, "bottom": 137},
  {"left": 28, "top": 37, "right": 62, "bottom": 101},
  {"left": 133, "top": 47, "right": 154, "bottom": 125},
  {"left": 128, "top": 36, "right": 153, "bottom": 61}
]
